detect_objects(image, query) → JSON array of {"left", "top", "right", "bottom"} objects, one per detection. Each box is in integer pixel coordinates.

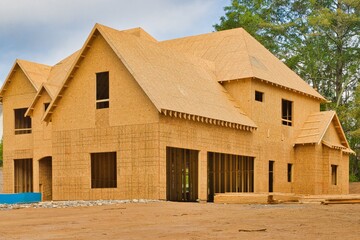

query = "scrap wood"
[
  {"left": 322, "top": 199, "right": 360, "bottom": 205},
  {"left": 238, "top": 228, "right": 267, "bottom": 232}
]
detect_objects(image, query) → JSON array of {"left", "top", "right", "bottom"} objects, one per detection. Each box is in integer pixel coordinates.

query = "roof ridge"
[
  {"left": 16, "top": 59, "right": 51, "bottom": 68},
  {"left": 161, "top": 27, "right": 245, "bottom": 43},
  {"left": 241, "top": 28, "right": 256, "bottom": 79}
]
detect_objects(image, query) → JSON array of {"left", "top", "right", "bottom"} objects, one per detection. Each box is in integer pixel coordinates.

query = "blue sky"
[{"left": 0, "top": 0, "right": 228, "bottom": 83}]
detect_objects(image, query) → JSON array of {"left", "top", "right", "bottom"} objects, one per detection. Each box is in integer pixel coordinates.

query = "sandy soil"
[{"left": 1, "top": 202, "right": 360, "bottom": 240}]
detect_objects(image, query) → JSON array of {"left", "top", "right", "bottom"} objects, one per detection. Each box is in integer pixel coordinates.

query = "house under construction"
[{"left": 0, "top": 23, "right": 353, "bottom": 201}]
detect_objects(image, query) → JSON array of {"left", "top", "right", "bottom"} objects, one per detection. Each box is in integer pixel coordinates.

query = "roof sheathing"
[
  {"left": 295, "top": 110, "right": 351, "bottom": 149},
  {"left": 97, "top": 24, "right": 257, "bottom": 130},
  {"left": 161, "top": 28, "right": 326, "bottom": 102},
  {"left": 17, "top": 60, "right": 51, "bottom": 89},
  {"left": 43, "top": 24, "right": 257, "bottom": 131},
  {"left": 24, "top": 51, "right": 80, "bottom": 115}
]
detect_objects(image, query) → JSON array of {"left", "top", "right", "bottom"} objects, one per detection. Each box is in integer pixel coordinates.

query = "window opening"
[
  {"left": 331, "top": 165, "right": 337, "bottom": 185},
  {"left": 166, "top": 147, "right": 198, "bottom": 202},
  {"left": 14, "top": 159, "right": 33, "bottom": 193},
  {"left": 255, "top": 91, "right": 264, "bottom": 102},
  {"left": 287, "top": 163, "right": 293, "bottom": 182},
  {"left": 96, "top": 72, "right": 109, "bottom": 109},
  {"left": 282, "top": 99, "right": 292, "bottom": 126},
  {"left": 269, "top": 161, "right": 274, "bottom": 192},
  {"left": 44, "top": 102, "right": 50, "bottom": 111},
  {"left": 14, "top": 108, "right": 32, "bottom": 134},
  {"left": 91, "top": 152, "right": 117, "bottom": 188}
]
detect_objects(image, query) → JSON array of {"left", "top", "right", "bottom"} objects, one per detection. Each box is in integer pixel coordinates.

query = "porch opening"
[
  {"left": 166, "top": 147, "right": 198, "bottom": 202},
  {"left": 207, "top": 152, "right": 254, "bottom": 202},
  {"left": 39, "top": 157, "right": 52, "bottom": 201},
  {"left": 14, "top": 159, "right": 33, "bottom": 193}
]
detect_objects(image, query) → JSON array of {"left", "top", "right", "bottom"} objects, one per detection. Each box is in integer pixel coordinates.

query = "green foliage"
[
  {"left": 347, "top": 85, "right": 360, "bottom": 179},
  {"left": 349, "top": 173, "right": 359, "bottom": 182},
  {"left": 215, "top": 0, "right": 360, "bottom": 179}
]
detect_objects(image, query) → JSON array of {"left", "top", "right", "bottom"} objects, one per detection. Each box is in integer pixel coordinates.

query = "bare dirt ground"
[{"left": 1, "top": 201, "right": 360, "bottom": 240}]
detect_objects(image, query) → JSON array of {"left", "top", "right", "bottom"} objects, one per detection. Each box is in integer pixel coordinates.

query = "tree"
[
  {"left": 348, "top": 86, "right": 360, "bottom": 181},
  {"left": 214, "top": 0, "right": 360, "bottom": 179}
]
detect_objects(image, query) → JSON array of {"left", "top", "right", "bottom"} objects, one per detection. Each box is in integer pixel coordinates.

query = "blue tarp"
[{"left": 0, "top": 192, "right": 41, "bottom": 204}]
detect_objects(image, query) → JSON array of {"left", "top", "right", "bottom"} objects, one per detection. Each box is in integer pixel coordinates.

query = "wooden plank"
[{"left": 322, "top": 199, "right": 360, "bottom": 205}]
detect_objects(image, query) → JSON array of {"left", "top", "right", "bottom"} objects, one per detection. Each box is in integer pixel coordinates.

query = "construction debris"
[
  {"left": 0, "top": 199, "right": 160, "bottom": 211},
  {"left": 238, "top": 228, "right": 267, "bottom": 232},
  {"left": 322, "top": 199, "right": 360, "bottom": 205}
]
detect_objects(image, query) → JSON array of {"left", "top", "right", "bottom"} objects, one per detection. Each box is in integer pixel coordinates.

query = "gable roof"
[
  {"left": 161, "top": 28, "right": 326, "bottom": 102},
  {"left": 294, "top": 111, "right": 353, "bottom": 153},
  {"left": 24, "top": 85, "right": 49, "bottom": 117},
  {"left": 0, "top": 60, "right": 51, "bottom": 100},
  {"left": 43, "top": 24, "right": 257, "bottom": 130},
  {"left": 46, "top": 51, "right": 80, "bottom": 98},
  {"left": 23, "top": 51, "right": 80, "bottom": 117},
  {"left": 17, "top": 60, "right": 52, "bottom": 89}
]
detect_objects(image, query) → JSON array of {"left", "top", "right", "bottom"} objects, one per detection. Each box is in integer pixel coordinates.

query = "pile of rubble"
[{"left": 0, "top": 199, "right": 160, "bottom": 210}]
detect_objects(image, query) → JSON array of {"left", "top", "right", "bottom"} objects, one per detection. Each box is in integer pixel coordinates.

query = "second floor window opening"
[
  {"left": 282, "top": 99, "right": 292, "bottom": 126},
  {"left": 96, "top": 71, "right": 109, "bottom": 109},
  {"left": 14, "top": 108, "right": 32, "bottom": 134}
]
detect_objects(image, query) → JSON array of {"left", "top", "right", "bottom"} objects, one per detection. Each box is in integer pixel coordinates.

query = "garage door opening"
[
  {"left": 208, "top": 152, "right": 254, "bottom": 202},
  {"left": 166, "top": 147, "right": 198, "bottom": 202}
]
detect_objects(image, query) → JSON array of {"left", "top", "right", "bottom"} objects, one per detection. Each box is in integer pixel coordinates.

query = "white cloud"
[{"left": 0, "top": 0, "right": 227, "bottom": 82}]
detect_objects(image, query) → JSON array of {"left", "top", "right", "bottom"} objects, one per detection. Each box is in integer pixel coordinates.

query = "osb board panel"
[
  {"left": 293, "top": 144, "right": 348, "bottom": 195},
  {"left": 214, "top": 193, "right": 269, "bottom": 204},
  {"left": 51, "top": 33, "right": 159, "bottom": 132},
  {"left": 293, "top": 145, "right": 318, "bottom": 194},
  {"left": 2, "top": 149, "right": 33, "bottom": 193},
  {"left": 323, "top": 121, "right": 342, "bottom": 145},
  {"left": 51, "top": 123, "right": 161, "bottom": 200},
  {"left": 2, "top": 66, "right": 37, "bottom": 150},
  {"left": 32, "top": 90, "right": 52, "bottom": 158},
  {"left": 161, "top": 28, "right": 324, "bottom": 100},
  {"left": 322, "top": 146, "right": 348, "bottom": 194},
  {"left": 158, "top": 116, "right": 295, "bottom": 196},
  {"left": 223, "top": 79, "right": 320, "bottom": 141},
  {"left": 1, "top": 65, "right": 37, "bottom": 99},
  {"left": 96, "top": 25, "right": 257, "bottom": 128}
]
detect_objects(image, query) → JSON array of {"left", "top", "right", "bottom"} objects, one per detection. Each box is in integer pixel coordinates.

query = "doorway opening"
[
  {"left": 269, "top": 161, "right": 274, "bottom": 192},
  {"left": 207, "top": 152, "right": 254, "bottom": 202},
  {"left": 166, "top": 147, "right": 198, "bottom": 202},
  {"left": 39, "top": 157, "right": 52, "bottom": 201},
  {"left": 14, "top": 158, "right": 33, "bottom": 193}
]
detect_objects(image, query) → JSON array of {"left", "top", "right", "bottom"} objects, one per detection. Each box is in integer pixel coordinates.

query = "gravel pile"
[{"left": 0, "top": 199, "right": 160, "bottom": 210}]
